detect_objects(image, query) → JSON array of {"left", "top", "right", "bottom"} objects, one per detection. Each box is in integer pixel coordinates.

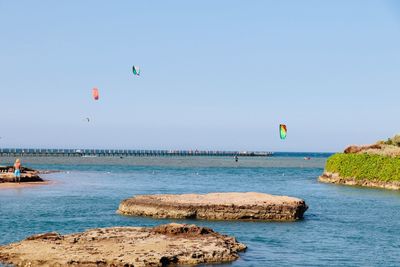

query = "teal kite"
[{"left": 132, "top": 66, "right": 140, "bottom": 76}]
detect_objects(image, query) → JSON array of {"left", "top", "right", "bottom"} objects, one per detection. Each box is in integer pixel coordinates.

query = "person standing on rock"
[{"left": 14, "top": 158, "right": 21, "bottom": 183}]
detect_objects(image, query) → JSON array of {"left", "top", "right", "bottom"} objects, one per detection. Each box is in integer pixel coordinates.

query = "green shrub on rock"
[
  {"left": 325, "top": 153, "right": 400, "bottom": 182},
  {"left": 384, "top": 134, "right": 400, "bottom": 146},
  {"left": 391, "top": 135, "right": 400, "bottom": 146}
]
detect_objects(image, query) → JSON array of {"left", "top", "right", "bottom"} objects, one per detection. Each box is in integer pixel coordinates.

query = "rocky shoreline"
[
  {"left": 0, "top": 223, "right": 246, "bottom": 267},
  {"left": 118, "top": 192, "right": 308, "bottom": 221},
  {"left": 0, "top": 166, "right": 43, "bottom": 183},
  {"left": 319, "top": 172, "right": 400, "bottom": 190},
  {"left": 321, "top": 138, "right": 400, "bottom": 190}
]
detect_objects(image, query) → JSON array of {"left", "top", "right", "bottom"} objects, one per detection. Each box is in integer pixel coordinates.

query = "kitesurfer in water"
[{"left": 234, "top": 155, "right": 239, "bottom": 162}]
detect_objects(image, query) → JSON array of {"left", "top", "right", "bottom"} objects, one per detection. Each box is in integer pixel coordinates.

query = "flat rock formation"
[
  {"left": 0, "top": 223, "right": 246, "bottom": 267},
  {"left": 0, "top": 166, "right": 43, "bottom": 183},
  {"left": 319, "top": 172, "right": 400, "bottom": 190},
  {"left": 118, "top": 192, "right": 308, "bottom": 221}
]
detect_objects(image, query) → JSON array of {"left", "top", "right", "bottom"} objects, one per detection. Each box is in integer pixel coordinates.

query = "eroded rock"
[
  {"left": 344, "top": 144, "right": 382, "bottom": 153},
  {"left": 319, "top": 172, "right": 400, "bottom": 190},
  {"left": 0, "top": 223, "right": 246, "bottom": 267},
  {"left": 118, "top": 192, "right": 308, "bottom": 221}
]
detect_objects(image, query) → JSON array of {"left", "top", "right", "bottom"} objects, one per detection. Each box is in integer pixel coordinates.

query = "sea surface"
[{"left": 1, "top": 154, "right": 400, "bottom": 266}]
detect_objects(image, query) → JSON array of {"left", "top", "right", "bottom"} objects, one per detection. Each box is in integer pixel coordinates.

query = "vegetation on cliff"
[
  {"left": 325, "top": 153, "right": 400, "bottom": 182},
  {"left": 381, "top": 134, "right": 400, "bottom": 146}
]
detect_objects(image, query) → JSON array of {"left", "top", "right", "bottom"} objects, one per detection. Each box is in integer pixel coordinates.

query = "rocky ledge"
[
  {"left": 0, "top": 166, "right": 43, "bottom": 183},
  {"left": 118, "top": 192, "right": 308, "bottom": 221},
  {"left": 319, "top": 172, "right": 400, "bottom": 190},
  {"left": 0, "top": 223, "right": 246, "bottom": 267}
]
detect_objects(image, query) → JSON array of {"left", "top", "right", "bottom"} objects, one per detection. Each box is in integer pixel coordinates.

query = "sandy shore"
[{"left": 0, "top": 181, "right": 51, "bottom": 190}]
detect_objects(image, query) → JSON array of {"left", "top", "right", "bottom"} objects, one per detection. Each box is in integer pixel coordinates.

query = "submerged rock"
[
  {"left": 118, "top": 192, "right": 308, "bottom": 221},
  {"left": 0, "top": 223, "right": 246, "bottom": 267}
]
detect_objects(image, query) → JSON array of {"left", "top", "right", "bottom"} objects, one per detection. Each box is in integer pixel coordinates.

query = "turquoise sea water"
[{"left": 1, "top": 155, "right": 400, "bottom": 266}]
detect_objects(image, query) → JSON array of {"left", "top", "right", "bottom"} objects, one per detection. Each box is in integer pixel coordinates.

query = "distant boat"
[
  {"left": 81, "top": 155, "right": 97, "bottom": 158},
  {"left": 304, "top": 157, "right": 311, "bottom": 160}
]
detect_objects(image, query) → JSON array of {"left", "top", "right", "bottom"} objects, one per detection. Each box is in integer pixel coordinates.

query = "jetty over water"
[{"left": 0, "top": 148, "right": 273, "bottom": 157}]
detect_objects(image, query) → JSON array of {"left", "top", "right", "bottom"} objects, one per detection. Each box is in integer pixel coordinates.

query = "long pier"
[{"left": 0, "top": 148, "right": 273, "bottom": 157}]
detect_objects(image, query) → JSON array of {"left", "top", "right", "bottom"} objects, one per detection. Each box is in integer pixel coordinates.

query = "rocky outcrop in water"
[
  {"left": 118, "top": 192, "right": 308, "bottom": 221},
  {"left": 321, "top": 137, "right": 400, "bottom": 190},
  {"left": 0, "top": 166, "right": 43, "bottom": 183},
  {"left": 0, "top": 223, "right": 246, "bottom": 267}
]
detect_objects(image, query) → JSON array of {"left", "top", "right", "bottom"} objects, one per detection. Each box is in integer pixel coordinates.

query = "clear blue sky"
[{"left": 1, "top": 0, "right": 400, "bottom": 152}]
